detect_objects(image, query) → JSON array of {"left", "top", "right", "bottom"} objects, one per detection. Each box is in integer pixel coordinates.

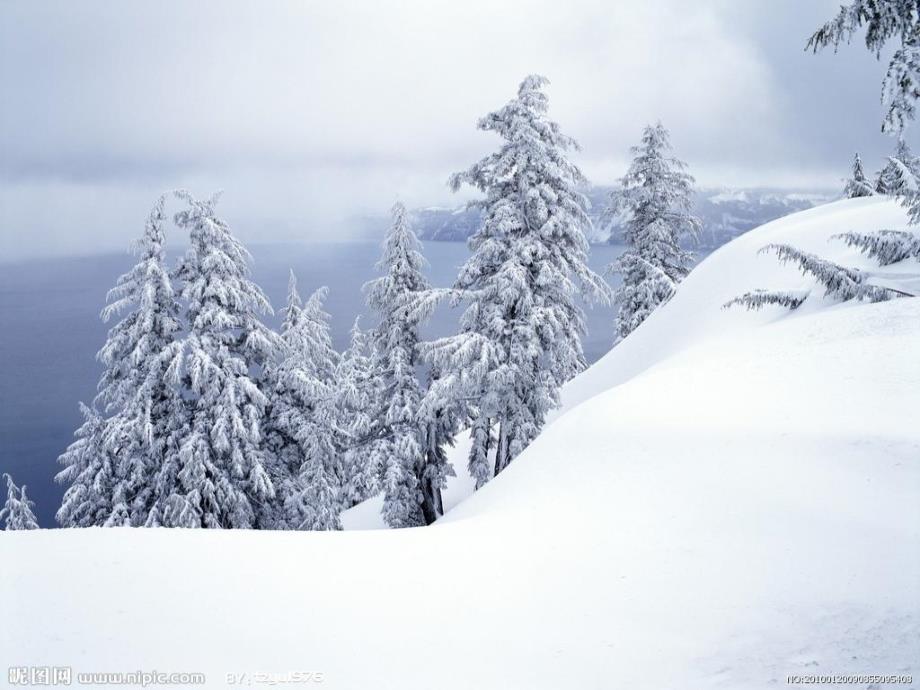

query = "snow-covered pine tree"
[
  {"left": 608, "top": 122, "right": 701, "bottom": 343},
  {"left": 156, "top": 191, "right": 277, "bottom": 529},
  {"left": 1, "top": 474, "right": 39, "bottom": 530},
  {"left": 365, "top": 201, "right": 447, "bottom": 527},
  {"left": 264, "top": 275, "right": 342, "bottom": 530},
  {"left": 334, "top": 318, "right": 380, "bottom": 508},
  {"left": 423, "top": 75, "right": 610, "bottom": 486},
  {"left": 290, "top": 285, "right": 342, "bottom": 530},
  {"left": 807, "top": 0, "right": 920, "bottom": 134},
  {"left": 261, "top": 270, "right": 303, "bottom": 528},
  {"left": 56, "top": 403, "right": 116, "bottom": 527},
  {"left": 875, "top": 138, "right": 918, "bottom": 195},
  {"left": 844, "top": 153, "right": 875, "bottom": 198},
  {"left": 92, "top": 194, "right": 185, "bottom": 527}
]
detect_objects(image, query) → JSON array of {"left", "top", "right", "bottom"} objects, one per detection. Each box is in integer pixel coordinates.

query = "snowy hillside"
[{"left": 2, "top": 198, "right": 918, "bottom": 689}]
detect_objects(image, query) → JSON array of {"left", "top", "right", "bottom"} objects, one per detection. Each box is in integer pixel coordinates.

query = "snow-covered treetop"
[
  {"left": 449, "top": 74, "right": 609, "bottom": 304},
  {"left": 95, "top": 193, "right": 182, "bottom": 414},
  {"left": 1, "top": 473, "right": 39, "bottom": 530},
  {"left": 173, "top": 189, "right": 275, "bottom": 359},
  {"left": 844, "top": 152, "right": 875, "bottom": 198},
  {"left": 365, "top": 201, "right": 432, "bottom": 349},
  {"left": 807, "top": 0, "right": 920, "bottom": 133},
  {"left": 615, "top": 122, "right": 701, "bottom": 249},
  {"left": 298, "top": 285, "right": 340, "bottom": 383},
  {"left": 369, "top": 202, "right": 430, "bottom": 297},
  {"left": 281, "top": 269, "right": 304, "bottom": 336},
  {"left": 270, "top": 275, "right": 339, "bottom": 414}
]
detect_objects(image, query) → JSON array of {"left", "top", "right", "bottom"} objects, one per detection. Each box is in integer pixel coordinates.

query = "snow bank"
[
  {"left": 560, "top": 195, "right": 915, "bottom": 414},
  {"left": 2, "top": 198, "right": 918, "bottom": 689}
]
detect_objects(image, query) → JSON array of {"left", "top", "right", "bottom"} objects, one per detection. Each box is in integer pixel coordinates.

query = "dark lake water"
[{"left": 0, "top": 240, "right": 625, "bottom": 526}]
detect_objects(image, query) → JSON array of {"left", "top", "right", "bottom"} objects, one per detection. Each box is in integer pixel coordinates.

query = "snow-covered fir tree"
[
  {"left": 292, "top": 283, "right": 342, "bottom": 530},
  {"left": 262, "top": 270, "right": 305, "bottom": 528},
  {"left": 808, "top": 0, "right": 920, "bottom": 133},
  {"left": 56, "top": 196, "right": 184, "bottom": 527},
  {"left": 875, "top": 138, "right": 918, "bottom": 195},
  {"left": 365, "top": 201, "right": 449, "bottom": 527},
  {"left": 153, "top": 191, "right": 277, "bottom": 529},
  {"left": 1, "top": 474, "right": 39, "bottom": 530},
  {"left": 844, "top": 153, "right": 874, "bottom": 198},
  {"left": 423, "top": 75, "right": 610, "bottom": 486},
  {"left": 56, "top": 403, "right": 115, "bottom": 527},
  {"left": 95, "top": 195, "right": 184, "bottom": 527},
  {"left": 263, "top": 274, "right": 343, "bottom": 530},
  {"left": 334, "top": 318, "right": 381, "bottom": 508},
  {"left": 608, "top": 122, "right": 701, "bottom": 343}
]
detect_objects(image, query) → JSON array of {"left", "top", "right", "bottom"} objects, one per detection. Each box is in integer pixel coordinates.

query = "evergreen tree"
[
  {"left": 55, "top": 197, "right": 184, "bottom": 528},
  {"left": 608, "top": 123, "right": 701, "bottom": 343},
  {"left": 95, "top": 194, "right": 184, "bottom": 527},
  {"left": 1, "top": 474, "right": 39, "bottom": 530},
  {"left": 875, "top": 138, "right": 918, "bottom": 195},
  {"left": 808, "top": 0, "right": 920, "bottom": 133},
  {"left": 289, "top": 285, "right": 342, "bottom": 530},
  {"left": 365, "top": 201, "right": 444, "bottom": 527},
  {"left": 844, "top": 153, "right": 874, "bottom": 198},
  {"left": 262, "top": 271, "right": 306, "bottom": 528},
  {"left": 56, "top": 403, "right": 117, "bottom": 528},
  {"left": 423, "top": 75, "right": 610, "bottom": 485},
  {"left": 264, "top": 276, "right": 342, "bottom": 530},
  {"left": 155, "top": 191, "right": 277, "bottom": 529},
  {"left": 334, "top": 318, "right": 381, "bottom": 508}
]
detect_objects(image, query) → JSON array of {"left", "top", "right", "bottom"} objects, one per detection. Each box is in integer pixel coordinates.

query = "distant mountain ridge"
[{"left": 407, "top": 187, "right": 837, "bottom": 250}]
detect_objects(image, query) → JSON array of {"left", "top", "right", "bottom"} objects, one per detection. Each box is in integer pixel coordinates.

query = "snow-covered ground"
[{"left": 2, "top": 198, "right": 918, "bottom": 689}]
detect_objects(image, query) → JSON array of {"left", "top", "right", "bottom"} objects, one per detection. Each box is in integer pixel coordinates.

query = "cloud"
[{"left": 0, "top": 0, "right": 912, "bottom": 258}]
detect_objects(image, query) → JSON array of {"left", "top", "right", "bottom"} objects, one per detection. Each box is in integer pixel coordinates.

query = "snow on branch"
[
  {"left": 723, "top": 289, "right": 809, "bottom": 311},
  {"left": 807, "top": 0, "right": 920, "bottom": 133},
  {"left": 725, "top": 242, "right": 911, "bottom": 312},
  {"left": 762, "top": 243, "right": 906, "bottom": 302},
  {"left": 834, "top": 229, "right": 920, "bottom": 265}
]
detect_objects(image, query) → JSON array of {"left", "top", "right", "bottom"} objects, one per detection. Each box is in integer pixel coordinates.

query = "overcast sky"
[{"left": 0, "top": 0, "right": 914, "bottom": 259}]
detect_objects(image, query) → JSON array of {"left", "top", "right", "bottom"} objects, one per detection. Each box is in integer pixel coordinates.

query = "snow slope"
[
  {"left": 560, "top": 195, "right": 919, "bottom": 414},
  {"left": 2, "top": 198, "right": 918, "bottom": 689}
]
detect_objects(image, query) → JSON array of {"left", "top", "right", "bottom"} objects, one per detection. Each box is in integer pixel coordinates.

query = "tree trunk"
[
  {"left": 494, "top": 419, "right": 509, "bottom": 477},
  {"left": 419, "top": 462, "right": 442, "bottom": 526},
  {"left": 418, "top": 420, "right": 444, "bottom": 526}
]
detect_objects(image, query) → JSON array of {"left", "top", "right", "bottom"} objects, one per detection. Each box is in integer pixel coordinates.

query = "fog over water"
[{"left": 0, "top": 0, "right": 912, "bottom": 259}]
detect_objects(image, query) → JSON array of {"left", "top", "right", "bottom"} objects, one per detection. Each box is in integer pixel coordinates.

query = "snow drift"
[{"left": 2, "top": 198, "right": 918, "bottom": 689}]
